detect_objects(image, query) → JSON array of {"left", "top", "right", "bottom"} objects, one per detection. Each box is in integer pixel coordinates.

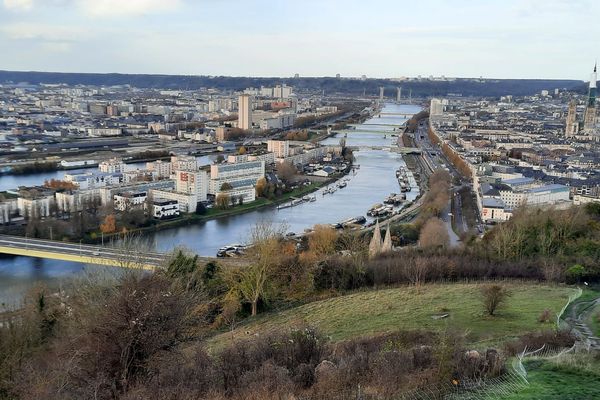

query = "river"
[{"left": 0, "top": 103, "right": 421, "bottom": 307}]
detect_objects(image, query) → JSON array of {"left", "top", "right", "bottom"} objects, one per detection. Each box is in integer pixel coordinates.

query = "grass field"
[
  {"left": 207, "top": 283, "right": 574, "bottom": 350},
  {"left": 504, "top": 358, "right": 600, "bottom": 400}
]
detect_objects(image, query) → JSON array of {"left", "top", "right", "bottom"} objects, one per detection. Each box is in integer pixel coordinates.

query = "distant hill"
[{"left": 0, "top": 70, "right": 585, "bottom": 98}]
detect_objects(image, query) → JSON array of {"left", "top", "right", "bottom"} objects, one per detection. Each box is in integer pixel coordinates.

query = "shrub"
[
  {"left": 480, "top": 284, "right": 511, "bottom": 316},
  {"left": 565, "top": 264, "right": 587, "bottom": 284},
  {"left": 504, "top": 330, "right": 575, "bottom": 356},
  {"left": 538, "top": 309, "right": 552, "bottom": 323}
]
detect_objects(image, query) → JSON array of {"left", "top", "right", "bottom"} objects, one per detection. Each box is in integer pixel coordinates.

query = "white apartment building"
[
  {"left": 152, "top": 199, "right": 180, "bottom": 219},
  {"left": 64, "top": 172, "right": 123, "bottom": 190},
  {"left": 259, "top": 113, "right": 296, "bottom": 130},
  {"left": 278, "top": 145, "right": 342, "bottom": 167},
  {"left": 499, "top": 184, "right": 570, "bottom": 210},
  {"left": 273, "top": 84, "right": 293, "bottom": 98},
  {"left": 175, "top": 170, "right": 208, "bottom": 202},
  {"left": 99, "top": 158, "right": 126, "bottom": 174},
  {"left": 17, "top": 195, "right": 54, "bottom": 218},
  {"left": 87, "top": 128, "right": 122, "bottom": 137},
  {"left": 267, "top": 140, "right": 290, "bottom": 158},
  {"left": 170, "top": 155, "right": 198, "bottom": 172},
  {"left": 55, "top": 189, "right": 101, "bottom": 213},
  {"left": 0, "top": 198, "right": 17, "bottom": 224},
  {"left": 113, "top": 191, "right": 147, "bottom": 211},
  {"left": 248, "top": 152, "right": 276, "bottom": 165},
  {"left": 146, "top": 160, "right": 172, "bottom": 179},
  {"left": 430, "top": 98, "right": 444, "bottom": 116},
  {"left": 209, "top": 160, "right": 265, "bottom": 203},
  {"left": 149, "top": 189, "right": 198, "bottom": 213}
]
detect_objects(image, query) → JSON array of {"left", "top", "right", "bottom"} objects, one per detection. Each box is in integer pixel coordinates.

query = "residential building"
[
  {"left": 267, "top": 140, "right": 290, "bottom": 158},
  {"left": 238, "top": 94, "right": 252, "bottom": 130},
  {"left": 152, "top": 199, "right": 180, "bottom": 219},
  {"left": 171, "top": 155, "right": 198, "bottom": 171},
  {"left": 146, "top": 160, "right": 172, "bottom": 179},
  {"left": 99, "top": 158, "right": 126, "bottom": 173},
  {"left": 113, "top": 191, "right": 147, "bottom": 211},
  {"left": 175, "top": 170, "right": 208, "bottom": 201}
]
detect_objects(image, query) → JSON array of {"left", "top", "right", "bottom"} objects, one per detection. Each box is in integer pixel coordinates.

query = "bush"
[
  {"left": 504, "top": 330, "right": 575, "bottom": 356},
  {"left": 565, "top": 264, "right": 587, "bottom": 284},
  {"left": 538, "top": 309, "right": 552, "bottom": 323},
  {"left": 480, "top": 284, "right": 511, "bottom": 316}
]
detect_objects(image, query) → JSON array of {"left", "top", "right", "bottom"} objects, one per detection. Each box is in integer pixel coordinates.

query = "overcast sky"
[{"left": 0, "top": 0, "right": 598, "bottom": 79}]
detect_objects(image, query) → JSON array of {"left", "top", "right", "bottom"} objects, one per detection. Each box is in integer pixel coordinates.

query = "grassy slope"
[
  {"left": 504, "top": 359, "right": 600, "bottom": 400},
  {"left": 207, "top": 283, "right": 574, "bottom": 350}
]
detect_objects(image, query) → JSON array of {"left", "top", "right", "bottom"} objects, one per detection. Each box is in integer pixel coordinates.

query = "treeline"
[
  {"left": 128, "top": 149, "right": 170, "bottom": 161},
  {"left": 8, "top": 161, "right": 58, "bottom": 175},
  {"left": 0, "top": 70, "right": 585, "bottom": 96},
  {"left": 405, "top": 110, "right": 429, "bottom": 133}
]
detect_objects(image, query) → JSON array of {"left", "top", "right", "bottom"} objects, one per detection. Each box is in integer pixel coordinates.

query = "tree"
[
  {"left": 226, "top": 221, "right": 285, "bottom": 316},
  {"left": 220, "top": 182, "right": 233, "bottom": 191},
  {"left": 195, "top": 202, "right": 207, "bottom": 215},
  {"left": 216, "top": 193, "right": 231, "bottom": 210},
  {"left": 308, "top": 225, "right": 338, "bottom": 258},
  {"left": 255, "top": 177, "right": 268, "bottom": 198},
  {"left": 480, "top": 285, "right": 511, "bottom": 316},
  {"left": 419, "top": 218, "right": 449, "bottom": 248},
  {"left": 100, "top": 214, "right": 116, "bottom": 234},
  {"left": 276, "top": 161, "right": 297, "bottom": 184}
]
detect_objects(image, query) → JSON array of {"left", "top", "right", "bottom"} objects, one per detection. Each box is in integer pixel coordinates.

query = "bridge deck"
[
  {"left": 0, "top": 234, "right": 244, "bottom": 269},
  {"left": 0, "top": 245, "right": 159, "bottom": 270}
]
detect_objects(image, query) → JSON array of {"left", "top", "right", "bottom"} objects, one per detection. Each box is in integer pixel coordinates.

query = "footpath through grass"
[{"left": 207, "top": 282, "right": 574, "bottom": 350}]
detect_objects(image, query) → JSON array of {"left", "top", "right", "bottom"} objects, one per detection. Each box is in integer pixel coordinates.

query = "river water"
[{"left": 0, "top": 104, "right": 421, "bottom": 306}]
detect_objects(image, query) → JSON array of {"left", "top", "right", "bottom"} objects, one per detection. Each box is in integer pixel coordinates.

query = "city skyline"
[{"left": 0, "top": 0, "right": 599, "bottom": 80}]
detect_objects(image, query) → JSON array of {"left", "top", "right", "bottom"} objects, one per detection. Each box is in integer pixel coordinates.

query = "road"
[{"left": 413, "top": 120, "right": 467, "bottom": 245}]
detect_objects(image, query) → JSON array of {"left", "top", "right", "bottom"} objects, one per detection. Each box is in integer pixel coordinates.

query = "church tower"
[
  {"left": 565, "top": 100, "right": 579, "bottom": 137},
  {"left": 583, "top": 63, "right": 597, "bottom": 131}
]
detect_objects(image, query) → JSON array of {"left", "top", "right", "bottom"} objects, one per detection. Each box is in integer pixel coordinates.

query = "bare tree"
[
  {"left": 276, "top": 161, "right": 297, "bottom": 184},
  {"left": 225, "top": 220, "right": 286, "bottom": 316},
  {"left": 419, "top": 218, "right": 449, "bottom": 248},
  {"left": 480, "top": 284, "right": 511, "bottom": 316}
]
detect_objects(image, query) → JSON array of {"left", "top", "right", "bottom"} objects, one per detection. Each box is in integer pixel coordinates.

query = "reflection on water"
[{"left": 0, "top": 103, "right": 421, "bottom": 303}]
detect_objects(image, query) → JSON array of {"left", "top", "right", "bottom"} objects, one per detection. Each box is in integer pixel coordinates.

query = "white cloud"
[
  {"left": 3, "top": 0, "right": 34, "bottom": 11},
  {"left": 76, "top": 0, "right": 182, "bottom": 17},
  {"left": 0, "top": 23, "right": 90, "bottom": 42}
]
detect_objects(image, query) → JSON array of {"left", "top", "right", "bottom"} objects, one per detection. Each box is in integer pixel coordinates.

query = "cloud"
[
  {"left": 75, "top": 0, "right": 183, "bottom": 17},
  {"left": 3, "top": 0, "right": 34, "bottom": 11},
  {"left": 0, "top": 23, "right": 90, "bottom": 42},
  {"left": 2, "top": 0, "right": 182, "bottom": 16}
]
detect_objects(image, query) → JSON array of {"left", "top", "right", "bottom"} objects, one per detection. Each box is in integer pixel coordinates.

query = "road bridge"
[
  {"left": 0, "top": 234, "right": 166, "bottom": 269},
  {"left": 377, "top": 112, "right": 414, "bottom": 118}
]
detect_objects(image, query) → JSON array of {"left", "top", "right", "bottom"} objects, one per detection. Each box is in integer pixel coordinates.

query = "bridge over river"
[{"left": 0, "top": 234, "right": 166, "bottom": 269}]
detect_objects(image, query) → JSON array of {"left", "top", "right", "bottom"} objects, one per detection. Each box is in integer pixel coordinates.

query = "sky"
[{"left": 0, "top": 0, "right": 598, "bottom": 80}]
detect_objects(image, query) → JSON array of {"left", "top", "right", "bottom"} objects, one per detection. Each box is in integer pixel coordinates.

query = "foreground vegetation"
[
  {"left": 505, "top": 356, "right": 600, "bottom": 400},
  {"left": 1, "top": 202, "right": 599, "bottom": 399}
]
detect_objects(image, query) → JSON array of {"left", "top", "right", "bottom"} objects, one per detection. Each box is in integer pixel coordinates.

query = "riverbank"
[{"left": 87, "top": 180, "right": 333, "bottom": 245}]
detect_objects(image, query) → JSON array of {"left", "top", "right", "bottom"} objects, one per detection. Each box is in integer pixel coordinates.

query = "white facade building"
[
  {"left": 267, "top": 140, "right": 290, "bottom": 158},
  {"left": 175, "top": 170, "right": 208, "bottom": 202},
  {"left": 113, "top": 191, "right": 147, "bottom": 211},
  {"left": 146, "top": 160, "right": 172, "bottom": 179},
  {"left": 152, "top": 199, "right": 180, "bottom": 219},
  {"left": 99, "top": 158, "right": 126, "bottom": 174}
]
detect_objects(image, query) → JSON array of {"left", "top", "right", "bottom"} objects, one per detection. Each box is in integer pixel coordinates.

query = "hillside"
[
  {"left": 0, "top": 70, "right": 585, "bottom": 96},
  {"left": 207, "top": 282, "right": 574, "bottom": 350}
]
